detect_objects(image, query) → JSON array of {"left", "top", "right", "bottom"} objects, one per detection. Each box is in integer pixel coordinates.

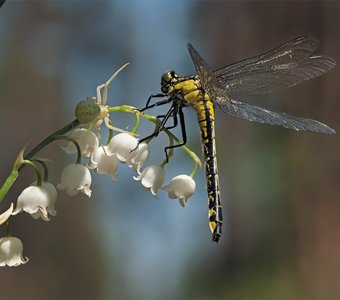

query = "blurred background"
[{"left": 0, "top": 1, "right": 339, "bottom": 299}]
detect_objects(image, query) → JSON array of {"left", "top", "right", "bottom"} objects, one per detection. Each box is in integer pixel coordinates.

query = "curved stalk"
[
  {"left": 20, "top": 119, "right": 80, "bottom": 170},
  {"left": 0, "top": 119, "right": 80, "bottom": 203}
]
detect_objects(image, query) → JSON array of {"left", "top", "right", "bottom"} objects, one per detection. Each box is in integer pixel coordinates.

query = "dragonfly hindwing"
[{"left": 219, "top": 99, "right": 335, "bottom": 134}]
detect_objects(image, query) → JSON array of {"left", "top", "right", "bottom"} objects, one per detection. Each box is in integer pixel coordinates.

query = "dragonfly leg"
[
  {"left": 164, "top": 105, "right": 187, "bottom": 162},
  {"left": 157, "top": 110, "right": 178, "bottom": 130},
  {"left": 138, "top": 104, "right": 177, "bottom": 145},
  {"left": 140, "top": 93, "right": 169, "bottom": 112}
]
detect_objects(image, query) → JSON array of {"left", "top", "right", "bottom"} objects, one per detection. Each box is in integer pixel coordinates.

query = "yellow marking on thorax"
[
  {"left": 172, "top": 79, "right": 215, "bottom": 122},
  {"left": 171, "top": 79, "right": 204, "bottom": 105},
  {"left": 173, "top": 79, "right": 197, "bottom": 94}
]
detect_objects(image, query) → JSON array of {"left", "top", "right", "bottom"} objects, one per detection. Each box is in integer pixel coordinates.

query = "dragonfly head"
[{"left": 161, "top": 71, "right": 179, "bottom": 93}]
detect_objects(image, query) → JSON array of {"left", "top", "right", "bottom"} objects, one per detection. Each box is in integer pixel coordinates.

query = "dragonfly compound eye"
[
  {"left": 161, "top": 71, "right": 173, "bottom": 84},
  {"left": 161, "top": 71, "right": 179, "bottom": 93}
]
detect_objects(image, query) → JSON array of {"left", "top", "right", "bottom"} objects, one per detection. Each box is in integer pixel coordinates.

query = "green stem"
[
  {"left": 32, "top": 159, "right": 49, "bottom": 182},
  {"left": 0, "top": 119, "right": 80, "bottom": 204},
  {"left": 107, "top": 128, "right": 113, "bottom": 144},
  {"left": 0, "top": 169, "right": 19, "bottom": 203},
  {"left": 189, "top": 159, "right": 198, "bottom": 178},
  {"left": 5, "top": 222, "right": 11, "bottom": 237},
  {"left": 20, "top": 119, "right": 80, "bottom": 169},
  {"left": 131, "top": 112, "right": 140, "bottom": 135},
  {"left": 22, "top": 160, "right": 43, "bottom": 186},
  {"left": 54, "top": 136, "right": 82, "bottom": 164}
]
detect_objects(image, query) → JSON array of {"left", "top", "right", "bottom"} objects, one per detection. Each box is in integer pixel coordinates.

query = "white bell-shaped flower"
[
  {"left": 108, "top": 133, "right": 139, "bottom": 164},
  {"left": 133, "top": 165, "right": 165, "bottom": 197},
  {"left": 12, "top": 182, "right": 57, "bottom": 221},
  {"left": 0, "top": 236, "right": 29, "bottom": 267},
  {"left": 62, "top": 128, "right": 99, "bottom": 158},
  {"left": 131, "top": 142, "right": 149, "bottom": 174},
  {"left": 88, "top": 145, "right": 119, "bottom": 180},
  {"left": 163, "top": 175, "right": 196, "bottom": 207},
  {"left": 57, "top": 164, "right": 92, "bottom": 197}
]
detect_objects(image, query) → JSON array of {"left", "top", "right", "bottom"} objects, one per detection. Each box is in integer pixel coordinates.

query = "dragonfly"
[{"left": 140, "top": 35, "right": 336, "bottom": 242}]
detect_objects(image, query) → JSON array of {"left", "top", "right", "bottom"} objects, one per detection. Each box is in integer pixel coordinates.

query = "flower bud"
[{"left": 75, "top": 98, "right": 100, "bottom": 124}]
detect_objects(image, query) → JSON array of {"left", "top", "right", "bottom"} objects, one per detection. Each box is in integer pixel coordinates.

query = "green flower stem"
[
  {"left": 20, "top": 119, "right": 80, "bottom": 169},
  {"left": 54, "top": 136, "right": 82, "bottom": 164},
  {"left": 0, "top": 119, "right": 80, "bottom": 204},
  {"left": 131, "top": 112, "right": 140, "bottom": 135},
  {"left": 107, "top": 128, "right": 113, "bottom": 144},
  {"left": 22, "top": 160, "right": 43, "bottom": 186},
  {"left": 0, "top": 160, "right": 42, "bottom": 203},
  {"left": 189, "top": 159, "right": 198, "bottom": 178},
  {"left": 5, "top": 222, "right": 11, "bottom": 236},
  {"left": 0, "top": 169, "right": 19, "bottom": 203},
  {"left": 33, "top": 159, "right": 49, "bottom": 182}
]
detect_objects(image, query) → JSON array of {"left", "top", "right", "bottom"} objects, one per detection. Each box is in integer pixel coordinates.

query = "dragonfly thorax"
[{"left": 161, "top": 71, "right": 201, "bottom": 99}]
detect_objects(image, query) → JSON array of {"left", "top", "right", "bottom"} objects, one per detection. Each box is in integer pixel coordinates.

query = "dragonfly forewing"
[{"left": 213, "top": 35, "right": 336, "bottom": 95}]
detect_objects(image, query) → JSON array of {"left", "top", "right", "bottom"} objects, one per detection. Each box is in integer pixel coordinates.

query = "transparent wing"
[
  {"left": 187, "top": 43, "right": 230, "bottom": 106},
  {"left": 214, "top": 35, "right": 336, "bottom": 95},
  {"left": 219, "top": 98, "right": 335, "bottom": 134},
  {"left": 187, "top": 42, "right": 335, "bottom": 134}
]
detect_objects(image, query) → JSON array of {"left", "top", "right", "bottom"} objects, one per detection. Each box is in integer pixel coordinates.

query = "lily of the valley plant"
[{"left": 0, "top": 64, "right": 201, "bottom": 267}]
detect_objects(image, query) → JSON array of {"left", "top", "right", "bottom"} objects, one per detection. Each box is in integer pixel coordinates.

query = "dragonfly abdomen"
[{"left": 194, "top": 95, "right": 223, "bottom": 242}]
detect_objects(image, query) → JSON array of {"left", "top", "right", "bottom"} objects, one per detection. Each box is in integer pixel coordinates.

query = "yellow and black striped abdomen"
[
  {"left": 193, "top": 94, "right": 223, "bottom": 242},
  {"left": 172, "top": 78, "right": 223, "bottom": 242}
]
